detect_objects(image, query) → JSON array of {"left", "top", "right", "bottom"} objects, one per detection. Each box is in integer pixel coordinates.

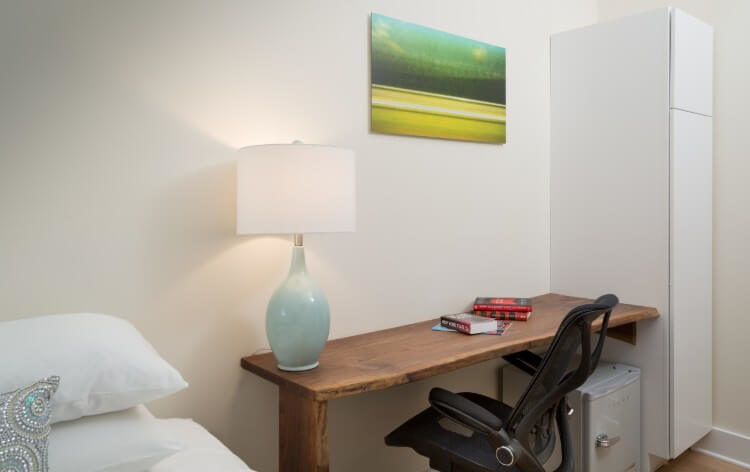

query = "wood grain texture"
[
  {"left": 279, "top": 389, "right": 329, "bottom": 471},
  {"left": 662, "top": 450, "right": 748, "bottom": 472},
  {"left": 241, "top": 293, "right": 659, "bottom": 401}
]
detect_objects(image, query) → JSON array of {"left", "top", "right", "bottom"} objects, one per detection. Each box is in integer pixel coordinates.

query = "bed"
[
  {"left": 0, "top": 313, "right": 257, "bottom": 472},
  {"left": 149, "top": 410, "right": 254, "bottom": 471}
]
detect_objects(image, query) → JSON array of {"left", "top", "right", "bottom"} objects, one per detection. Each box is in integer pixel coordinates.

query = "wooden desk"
[{"left": 241, "top": 293, "right": 659, "bottom": 472}]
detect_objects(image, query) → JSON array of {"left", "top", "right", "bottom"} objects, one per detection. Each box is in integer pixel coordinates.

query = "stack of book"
[
  {"left": 434, "top": 297, "right": 532, "bottom": 336},
  {"left": 473, "top": 297, "right": 533, "bottom": 321}
]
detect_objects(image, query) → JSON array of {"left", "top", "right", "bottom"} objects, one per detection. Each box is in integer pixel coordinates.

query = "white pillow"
[
  {"left": 0, "top": 313, "right": 187, "bottom": 423},
  {"left": 49, "top": 405, "right": 183, "bottom": 472}
]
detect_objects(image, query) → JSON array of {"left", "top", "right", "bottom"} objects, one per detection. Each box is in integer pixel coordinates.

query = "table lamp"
[{"left": 237, "top": 142, "right": 356, "bottom": 371}]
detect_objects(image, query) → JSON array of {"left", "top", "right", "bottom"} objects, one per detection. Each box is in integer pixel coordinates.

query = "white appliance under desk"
[{"left": 550, "top": 7, "right": 713, "bottom": 471}]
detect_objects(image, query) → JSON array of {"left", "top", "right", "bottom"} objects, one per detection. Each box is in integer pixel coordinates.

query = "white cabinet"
[{"left": 550, "top": 8, "right": 713, "bottom": 470}]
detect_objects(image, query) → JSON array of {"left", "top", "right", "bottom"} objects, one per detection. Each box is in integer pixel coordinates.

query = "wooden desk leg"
[{"left": 279, "top": 388, "right": 329, "bottom": 472}]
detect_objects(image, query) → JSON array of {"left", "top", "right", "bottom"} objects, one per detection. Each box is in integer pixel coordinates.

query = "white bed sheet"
[{"left": 148, "top": 417, "right": 254, "bottom": 472}]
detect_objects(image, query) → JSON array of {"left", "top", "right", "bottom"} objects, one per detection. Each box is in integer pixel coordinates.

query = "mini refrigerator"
[
  {"left": 503, "top": 362, "right": 641, "bottom": 472},
  {"left": 568, "top": 363, "right": 641, "bottom": 472}
]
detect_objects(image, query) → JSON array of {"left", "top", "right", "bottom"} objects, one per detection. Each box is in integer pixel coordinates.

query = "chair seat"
[{"left": 385, "top": 392, "right": 517, "bottom": 472}]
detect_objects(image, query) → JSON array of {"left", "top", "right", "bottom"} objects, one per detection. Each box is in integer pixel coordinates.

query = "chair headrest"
[{"left": 593, "top": 293, "right": 618, "bottom": 309}]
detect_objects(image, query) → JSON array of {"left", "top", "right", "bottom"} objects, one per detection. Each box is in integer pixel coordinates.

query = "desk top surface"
[{"left": 240, "top": 293, "right": 659, "bottom": 401}]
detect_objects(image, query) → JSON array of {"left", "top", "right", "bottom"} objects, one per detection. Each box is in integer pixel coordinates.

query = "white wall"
[
  {"left": 0, "top": 1, "right": 597, "bottom": 471},
  {"left": 597, "top": 0, "right": 750, "bottom": 444}
]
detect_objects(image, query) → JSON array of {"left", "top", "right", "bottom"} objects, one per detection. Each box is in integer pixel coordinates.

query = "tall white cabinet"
[{"left": 550, "top": 8, "right": 712, "bottom": 471}]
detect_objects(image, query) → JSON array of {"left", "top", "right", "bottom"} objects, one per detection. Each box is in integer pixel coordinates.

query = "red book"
[
  {"left": 473, "top": 297, "right": 532, "bottom": 312},
  {"left": 440, "top": 313, "right": 497, "bottom": 335},
  {"left": 475, "top": 311, "right": 532, "bottom": 321},
  {"left": 473, "top": 304, "right": 532, "bottom": 312}
]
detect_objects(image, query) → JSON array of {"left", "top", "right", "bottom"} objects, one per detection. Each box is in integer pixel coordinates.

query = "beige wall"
[
  {"left": 596, "top": 0, "right": 750, "bottom": 440},
  {"left": 0, "top": 1, "right": 597, "bottom": 471}
]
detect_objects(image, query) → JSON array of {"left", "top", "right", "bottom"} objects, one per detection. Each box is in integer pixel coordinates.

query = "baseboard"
[{"left": 692, "top": 427, "right": 750, "bottom": 469}]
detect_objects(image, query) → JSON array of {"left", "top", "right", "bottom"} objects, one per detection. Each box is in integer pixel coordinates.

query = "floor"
[
  {"left": 428, "top": 450, "right": 744, "bottom": 472},
  {"left": 662, "top": 451, "right": 748, "bottom": 471}
]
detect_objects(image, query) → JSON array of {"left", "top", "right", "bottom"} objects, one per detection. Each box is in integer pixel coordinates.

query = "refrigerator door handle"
[{"left": 595, "top": 433, "right": 621, "bottom": 448}]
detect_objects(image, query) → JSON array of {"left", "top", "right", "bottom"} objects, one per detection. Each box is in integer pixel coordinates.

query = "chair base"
[{"left": 385, "top": 392, "right": 519, "bottom": 472}]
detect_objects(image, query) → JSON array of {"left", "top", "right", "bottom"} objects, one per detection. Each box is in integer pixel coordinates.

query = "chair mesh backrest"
[{"left": 506, "top": 296, "right": 616, "bottom": 455}]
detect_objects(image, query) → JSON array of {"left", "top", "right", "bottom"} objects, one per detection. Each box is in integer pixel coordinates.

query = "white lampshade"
[{"left": 236, "top": 143, "right": 356, "bottom": 235}]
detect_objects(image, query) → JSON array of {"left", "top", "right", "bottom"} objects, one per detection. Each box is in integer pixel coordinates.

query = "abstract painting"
[{"left": 370, "top": 13, "right": 506, "bottom": 144}]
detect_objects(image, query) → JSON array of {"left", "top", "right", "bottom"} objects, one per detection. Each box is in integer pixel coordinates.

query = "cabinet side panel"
[
  {"left": 550, "top": 9, "right": 671, "bottom": 466},
  {"left": 670, "top": 109, "right": 713, "bottom": 457}
]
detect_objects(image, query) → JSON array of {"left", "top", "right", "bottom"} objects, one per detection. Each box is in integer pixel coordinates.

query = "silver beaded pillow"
[{"left": 0, "top": 377, "right": 59, "bottom": 472}]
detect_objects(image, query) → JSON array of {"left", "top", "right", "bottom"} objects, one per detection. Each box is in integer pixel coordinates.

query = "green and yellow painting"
[{"left": 370, "top": 13, "right": 506, "bottom": 144}]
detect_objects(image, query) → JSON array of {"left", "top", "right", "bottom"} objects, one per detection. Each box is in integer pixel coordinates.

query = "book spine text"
[
  {"left": 473, "top": 304, "right": 532, "bottom": 312},
  {"left": 475, "top": 311, "right": 530, "bottom": 321},
  {"left": 440, "top": 319, "right": 471, "bottom": 334}
]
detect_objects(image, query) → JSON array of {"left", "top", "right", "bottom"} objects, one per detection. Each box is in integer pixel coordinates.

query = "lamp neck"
[{"left": 288, "top": 245, "right": 307, "bottom": 276}]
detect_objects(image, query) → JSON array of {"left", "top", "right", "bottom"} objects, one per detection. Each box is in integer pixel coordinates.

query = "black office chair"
[{"left": 385, "top": 294, "right": 618, "bottom": 472}]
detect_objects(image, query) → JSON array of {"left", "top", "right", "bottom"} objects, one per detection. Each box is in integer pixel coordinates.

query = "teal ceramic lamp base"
[
  {"left": 266, "top": 238, "right": 330, "bottom": 372},
  {"left": 279, "top": 361, "right": 319, "bottom": 372}
]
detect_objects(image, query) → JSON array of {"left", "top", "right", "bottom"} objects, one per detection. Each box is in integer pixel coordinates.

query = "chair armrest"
[
  {"left": 429, "top": 388, "right": 503, "bottom": 436},
  {"left": 503, "top": 350, "right": 543, "bottom": 376}
]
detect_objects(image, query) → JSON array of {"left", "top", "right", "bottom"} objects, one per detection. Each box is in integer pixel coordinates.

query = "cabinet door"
[
  {"left": 670, "top": 9, "right": 713, "bottom": 116},
  {"left": 670, "top": 109, "right": 712, "bottom": 457}
]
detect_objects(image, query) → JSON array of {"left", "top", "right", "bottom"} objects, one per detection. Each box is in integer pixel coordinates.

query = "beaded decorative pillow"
[{"left": 0, "top": 377, "right": 59, "bottom": 472}]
